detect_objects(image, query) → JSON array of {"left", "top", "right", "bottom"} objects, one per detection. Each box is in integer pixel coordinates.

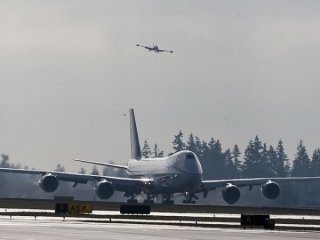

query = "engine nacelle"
[
  {"left": 39, "top": 174, "right": 59, "bottom": 192},
  {"left": 261, "top": 180, "right": 280, "bottom": 199},
  {"left": 221, "top": 183, "right": 240, "bottom": 204},
  {"left": 95, "top": 180, "right": 114, "bottom": 199}
]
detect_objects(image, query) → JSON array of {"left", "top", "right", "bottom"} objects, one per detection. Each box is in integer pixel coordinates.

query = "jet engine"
[
  {"left": 221, "top": 183, "right": 240, "bottom": 204},
  {"left": 95, "top": 180, "right": 114, "bottom": 199},
  {"left": 261, "top": 180, "right": 280, "bottom": 199},
  {"left": 39, "top": 174, "right": 59, "bottom": 192}
]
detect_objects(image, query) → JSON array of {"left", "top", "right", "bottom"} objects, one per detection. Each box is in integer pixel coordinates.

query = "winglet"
[{"left": 129, "top": 109, "right": 142, "bottom": 160}]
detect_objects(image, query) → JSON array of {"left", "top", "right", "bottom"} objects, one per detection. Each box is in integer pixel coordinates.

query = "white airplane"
[
  {"left": 1, "top": 109, "right": 320, "bottom": 204},
  {"left": 136, "top": 43, "right": 173, "bottom": 54}
]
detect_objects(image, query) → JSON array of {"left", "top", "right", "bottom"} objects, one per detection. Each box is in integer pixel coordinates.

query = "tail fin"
[{"left": 129, "top": 109, "right": 141, "bottom": 160}]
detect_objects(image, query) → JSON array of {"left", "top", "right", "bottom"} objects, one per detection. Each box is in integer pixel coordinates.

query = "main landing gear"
[
  {"left": 125, "top": 193, "right": 138, "bottom": 203},
  {"left": 125, "top": 192, "right": 156, "bottom": 204},
  {"left": 183, "top": 192, "right": 198, "bottom": 204},
  {"left": 127, "top": 198, "right": 138, "bottom": 204},
  {"left": 162, "top": 194, "right": 174, "bottom": 204},
  {"left": 143, "top": 193, "right": 155, "bottom": 204}
]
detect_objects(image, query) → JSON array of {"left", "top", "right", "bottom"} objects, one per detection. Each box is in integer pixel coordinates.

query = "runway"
[
  {"left": 0, "top": 217, "right": 319, "bottom": 240},
  {"left": 2, "top": 208, "right": 320, "bottom": 231},
  {"left": 2, "top": 198, "right": 320, "bottom": 215}
]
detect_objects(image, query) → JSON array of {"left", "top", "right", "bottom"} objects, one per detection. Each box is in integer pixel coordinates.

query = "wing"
[
  {"left": 158, "top": 49, "right": 173, "bottom": 53},
  {"left": 73, "top": 159, "right": 128, "bottom": 170},
  {"left": 200, "top": 176, "right": 320, "bottom": 191},
  {"left": 136, "top": 44, "right": 152, "bottom": 51},
  {"left": 0, "top": 168, "right": 153, "bottom": 192}
]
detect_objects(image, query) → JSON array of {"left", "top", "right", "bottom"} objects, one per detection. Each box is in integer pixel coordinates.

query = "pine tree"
[
  {"left": 261, "top": 142, "right": 272, "bottom": 176},
  {"left": 194, "top": 136, "right": 203, "bottom": 157},
  {"left": 242, "top": 136, "right": 267, "bottom": 177},
  {"left": 199, "top": 140, "right": 208, "bottom": 161},
  {"left": 199, "top": 140, "right": 209, "bottom": 174},
  {"left": 186, "top": 133, "right": 196, "bottom": 153},
  {"left": 0, "top": 154, "right": 11, "bottom": 168},
  {"left": 242, "top": 138, "right": 256, "bottom": 177},
  {"left": 276, "top": 140, "right": 290, "bottom": 177},
  {"left": 142, "top": 140, "right": 152, "bottom": 158},
  {"left": 54, "top": 164, "right": 65, "bottom": 172},
  {"left": 153, "top": 144, "right": 164, "bottom": 157},
  {"left": 186, "top": 134, "right": 203, "bottom": 156},
  {"left": 172, "top": 130, "right": 186, "bottom": 153},
  {"left": 78, "top": 167, "right": 86, "bottom": 174},
  {"left": 91, "top": 165, "right": 99, "bottom": 175},
  {"left": 309, "top": 148, "right": 320, "bottom": 203},
  {"left": 291, "top": 140, "right": 311, "bottom": 177},
  {"left": 232, "top": 144, "right": 242, "bottom": 174},
  {"left": 103, "top": 165, "right": 118, "bottom": 177},
  {"left": 200, "top": 138, "right": 214, "bottom": 179},
  {"left": 224, "top": 149, "right": 239, "bottom": 178},
  {"left": 267, "top": 145, "right": 278, "bottom": 177},
  {"left": 311, "top": 148, "right": 320, "bottom": 176},
  {"left": 206, "top": 138, "right": 226, "bottom": 179}
]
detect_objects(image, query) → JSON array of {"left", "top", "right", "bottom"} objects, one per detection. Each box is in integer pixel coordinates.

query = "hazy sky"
[{"left": 1, "top": 1, "right": 320, "bottom": 173}]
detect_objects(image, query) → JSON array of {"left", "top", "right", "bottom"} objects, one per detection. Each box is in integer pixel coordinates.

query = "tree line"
[
  {"left": 141, "top": 131, "right": 320, "bottom": 180},
  {"left": 1, "top": 131, "right": 320, "bottom": 180}
]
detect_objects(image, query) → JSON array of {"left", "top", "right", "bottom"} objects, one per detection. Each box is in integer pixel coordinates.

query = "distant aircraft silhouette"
[{"left": 136, "top": 43, "right": 173, "bottom": 53}]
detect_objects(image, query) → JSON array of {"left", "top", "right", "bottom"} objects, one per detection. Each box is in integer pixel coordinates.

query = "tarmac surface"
[
  {"left": 2, "top": 198, "right": 320, "bottom": 215},
  {"left": 0, "top": 217, "right": 320, "bottom": 240}
]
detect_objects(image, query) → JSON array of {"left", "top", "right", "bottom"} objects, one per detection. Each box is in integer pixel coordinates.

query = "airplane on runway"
[
  {"left": 1, "top": 109, "right": 320, "bottom": 204},
  {"left": 136, "top": 43, "right": 173, "bottom": 54}
]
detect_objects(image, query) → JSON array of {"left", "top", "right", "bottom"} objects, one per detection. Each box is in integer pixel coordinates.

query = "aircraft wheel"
[
  {"left": 183, "top": 200, "right": 196, "bottom": 204},
  {"left": 162, "top": 200, "right": 174, "bottom": 205},
  {"left": 127, "top": 199, "right": 138, "bottom": 204}
]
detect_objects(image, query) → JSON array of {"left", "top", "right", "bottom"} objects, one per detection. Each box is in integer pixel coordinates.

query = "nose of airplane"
[{"left": 173, "top": 152, "right": 203, "bottom": 175}]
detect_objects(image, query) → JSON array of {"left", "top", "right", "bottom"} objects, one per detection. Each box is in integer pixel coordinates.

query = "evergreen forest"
[{"left": 1, "top": 131, "right": 320, "bottom": 206}]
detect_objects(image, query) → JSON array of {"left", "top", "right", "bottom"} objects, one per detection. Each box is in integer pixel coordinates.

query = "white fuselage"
[{"left": 126, "top": 151, "right": 203, "bottom": 194}]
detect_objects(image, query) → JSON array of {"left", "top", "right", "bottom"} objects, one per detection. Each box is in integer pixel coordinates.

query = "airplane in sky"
[
  {"left": 1, "top": 109, "right": 320, "bottom": 204},
  {"left": 136, "top": 43, "right": 173, "bottom": 54}
]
